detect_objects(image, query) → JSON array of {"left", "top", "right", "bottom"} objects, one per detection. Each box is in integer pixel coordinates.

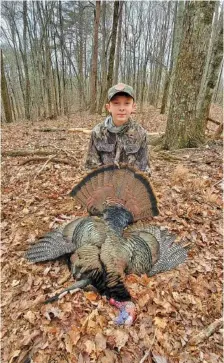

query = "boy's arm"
[
  {"left": 85, "top": 131, "right": 102, "bottom": 169},
  {"left": 135, "top": 133, "right": 151, "bottom": 175}
]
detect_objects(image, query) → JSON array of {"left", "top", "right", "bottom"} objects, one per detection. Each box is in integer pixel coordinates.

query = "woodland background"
[{"left": 1, "top": 1, "right": 223, "bottom": 362}]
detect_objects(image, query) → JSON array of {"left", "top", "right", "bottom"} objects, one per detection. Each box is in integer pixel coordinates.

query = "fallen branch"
[
  {"left": 2, "top": 149, "right": 57, "bottom": 157},
  {"left": 20, "top": 156, "right": 79, "bottom": 167},
  {"left": 188, "top": 317, "right": 223, "bottom": 345},
  {"left": 157, "top": 151, "right": 184, "bottom": 162},
  {"left": 68, "top": 128, "right": 92, "bottom": 134},
  {"left": 34, "top": 127, "right": 66, "bottom": 132},
  {"left": 2, "top": 148, "right": 79, "bottom": 160},
  {"left": 33, "top": 127, "right": 92, "bottom": 134}
]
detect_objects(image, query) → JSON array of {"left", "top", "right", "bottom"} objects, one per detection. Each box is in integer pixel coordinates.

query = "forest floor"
[{"left": 1, "top": 105, "right": 223, "bottom": 363}]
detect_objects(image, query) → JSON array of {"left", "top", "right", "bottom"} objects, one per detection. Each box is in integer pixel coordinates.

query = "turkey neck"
[{"left": 103, "top": 206, "right": 133, "bottom": 235}]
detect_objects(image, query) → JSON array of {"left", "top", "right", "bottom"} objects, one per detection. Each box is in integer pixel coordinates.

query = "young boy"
[{"left": 85, "top": 83, "right": 151, "bottom": 175}]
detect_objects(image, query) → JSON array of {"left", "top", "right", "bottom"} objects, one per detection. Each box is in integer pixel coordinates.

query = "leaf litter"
[{"left": 1, "top": 109, "right": 223, "bottom": 362}]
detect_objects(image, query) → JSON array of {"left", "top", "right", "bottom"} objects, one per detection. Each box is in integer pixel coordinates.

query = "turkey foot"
[{"left": 109, "top": 298, "right": 136, "bottom": 326}]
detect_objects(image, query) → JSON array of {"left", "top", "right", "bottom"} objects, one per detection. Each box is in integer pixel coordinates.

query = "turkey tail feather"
[{"left": 70, "top": 164, "right": 159, "bottom": 220}]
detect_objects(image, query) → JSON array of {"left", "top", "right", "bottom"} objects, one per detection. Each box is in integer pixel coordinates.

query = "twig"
[
  {"left": 213, "top": 179, "right": 223, "bottom": 187},
  {"left": 34, "top": 154, "right": 57, "bottom": 180},
  {"left": 49, "top": 144, "right": 79, "bottom": 161},
  {"left": 188, "top": 317, "right": 223, "bottom": 345},
  {"left": 139, "top": 328, "right": 157, "bottom": 363}
]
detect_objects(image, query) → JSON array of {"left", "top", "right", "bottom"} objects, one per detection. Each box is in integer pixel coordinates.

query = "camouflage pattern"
[
  {"left": 85, "top": 119, "right": 151, "bottom": 174},
  {"left": 108, "top": 83, "right": 135, "bottom": 101}
]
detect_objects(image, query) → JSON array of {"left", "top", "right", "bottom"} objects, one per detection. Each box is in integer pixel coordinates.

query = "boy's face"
[{"left": 106, "top": 94, "right": 135, "bottom": 126}]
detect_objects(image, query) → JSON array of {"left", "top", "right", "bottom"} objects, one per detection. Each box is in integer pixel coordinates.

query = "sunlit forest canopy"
[{"left": 1, "top": 0, "right": 222, "bottom": 124}]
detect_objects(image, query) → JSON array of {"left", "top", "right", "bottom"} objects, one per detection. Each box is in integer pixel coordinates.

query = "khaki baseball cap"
[{"left": 108, "top": 83, "right": 135, "bottom": 101}]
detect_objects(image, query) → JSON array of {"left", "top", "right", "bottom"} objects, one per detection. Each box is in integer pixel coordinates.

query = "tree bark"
[
  {"left": 89, "top": 1, "right": 101, "bottom": 114},
  {"left": 22, "top": 0, "right": 31, "bottom": 120},
  {"left": 1, "top": 50, "right": 13, "bottom": 123},
  {"left": 106, "top": 2, "right": 120, "bottom": 89},
  {"left": 114, "top": 2, "right": 123, "bottom": 84},
  {"left": 164, "top": 1, "right": 216, "bottom": 150},
  {"left": 197, "top": 4, "right": 223, "bottom": 124}
]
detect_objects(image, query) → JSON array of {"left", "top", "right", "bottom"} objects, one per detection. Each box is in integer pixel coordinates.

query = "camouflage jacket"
[{"left": 85, "top": 118, "right": 151, "bottom": 173}]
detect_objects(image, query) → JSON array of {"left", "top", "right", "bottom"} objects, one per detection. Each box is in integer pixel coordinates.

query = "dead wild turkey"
[{"left": 26, "top": 164, "right": 188, "bottom": 325}]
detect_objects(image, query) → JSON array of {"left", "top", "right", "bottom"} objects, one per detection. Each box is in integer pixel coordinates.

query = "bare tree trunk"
[
  {"left": 89, "top": 1, "right": 101, "bottom": 114},
  {"left": 97, "top": 1, "right": 120, "bottom": 114},
  {"left": 114, "top": 2, "right": 123, "bottom": 84},
  {"left": 164, "top": 1, "right": 216, "bottom": 149},
  {"left": 1, "top": 50, "right": 13, "bottom": 123},
  {"left": 166, "top": 1, "right": 185, "bottom": 112},
  {"left": 160, "top": 4, "right": 176, "bottom": 115},
  {"left": 59, "top": 1, "right": 67, "bottom": 114},
  {"left": 22, "top": 0, "right": 31, "bottom": 119},
  {"left": 197, "top": 3, "right": 223, "bottom": 123},
  {"left": 97, "top": 1, "right": 107, "bottom": 113},
  {"left": 106, "top": 1, "right": 120, "bottom": 89}
]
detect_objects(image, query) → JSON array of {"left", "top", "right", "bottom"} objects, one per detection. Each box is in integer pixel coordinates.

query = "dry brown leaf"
[
  {"left": 84, "top": 339, "right": 96, "bottom": 354},
  {"left": 101, "top": 349, "right": 117, "bottom": 363},
  {"left": 84, "top": 291, "right": 99, "bottom": 301},
  {"left": 9, "top": 350, "right": 21, "bottom": 363},
  {"left": 43, "top": 306, "right": 64, "bottom": 320},
  {"left": 20, "top": 329, "right": 40, "bottom": 346},
  {"left": 95, "top": 332, "right": 107, "bottom": 351},
  {"left": 153, "top": 317, "right": 167, "bottom": 330},
  {"left": 64, "top": 334, "right": 73, "bottom": 353},
  {"left": 114, "top": 329, "right": 129, "bottom": 351},
  {"left": 24, "top": 310, "right": 36, "bottom": 324},
  {"left": 68, "top": 326, "right": 81, "bottom": 345},
  {"left": 152, "top": 352, "right": 168, "bottom": 363},
  {"left": 138, "top": 294, "right": 150, "bottom": 308}
]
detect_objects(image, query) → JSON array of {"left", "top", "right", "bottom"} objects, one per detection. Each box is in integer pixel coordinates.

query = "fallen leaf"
[
  {"left": 9, "top": 350, "right": 21, "bottom": 363},
  {"left": 152, "top": 351, "right": 168, "bottom": 363},
  {"left": 85, "top": 339, "right": 96, "bottom": 354},
  {"left": 24, "top": 310, "right": 36, "bottom": 324},
  {"left": 101, "top": 349, "right": 117, "bottom": 363},
  {"left": 84, "top": 291, "right": 98, "bottom": 301},
  {"left": 20, "top": 330, "right": 40, "bottom": 346},
  {"left": 153, "top": 317, "right": 167, "bottom": 330},
  {"left": 64, "top": 334, "right": 73, "bottom": 353},
  {"left": 68, "top": 326, "right": 81, "bottom": 345},
  {"left": 95, "top": 332, "right": 107, "bottom": 351},
  {"left": 114, "top": 329, "right": 129, "bottom": 351},
  {"left": 138, "top": 294, "right": 150, "bottom": 308}
]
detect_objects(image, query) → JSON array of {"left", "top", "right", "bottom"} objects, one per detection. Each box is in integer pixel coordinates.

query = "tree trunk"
[
  {"left": 97, "top": 1, "right": 120, "bottom": 114},
  {"left": 106, "top": 1, "right": 120, "bottom": 89},
  {"left": 164, "top": 1, "right": 216, "bottom": 150},
  {"left": 97, "top": 1, "right": 107, "bottom": 114},
  {"left": 166, "top": 1, "right": 185, "bottom": 112},
  {"left": 196, "top": 3, "right": 223, "bottom": 123},
  {"left": 1, "top": 50, "right": 13, "bottom": 123},
  {"left": 114, "top": 2, "right": 123, "bottom": 84},
  {"left": 89, "top": 1, "right": 101, "bottom": 114},
  {"left": 23, "top": 0, "right": 31, "bottom": 120}
]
